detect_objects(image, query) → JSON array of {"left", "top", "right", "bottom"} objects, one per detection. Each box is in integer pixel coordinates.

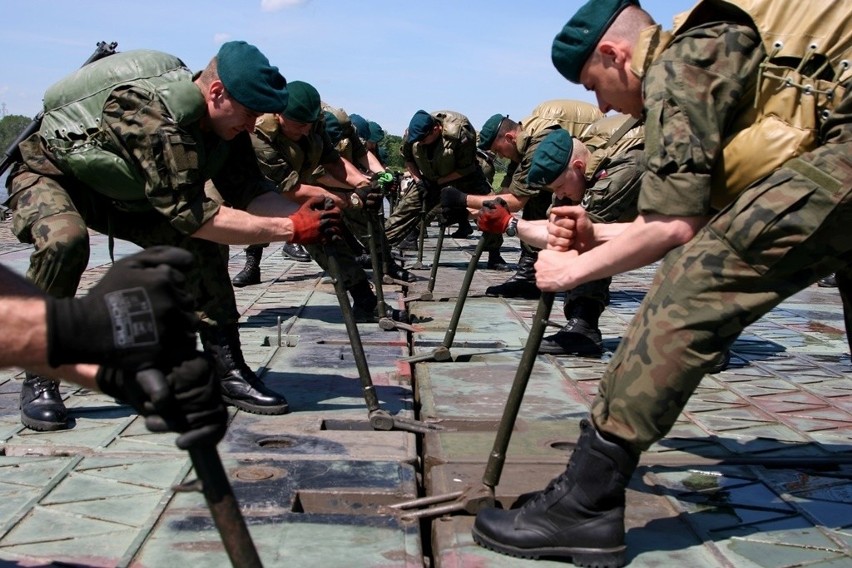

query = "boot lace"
[{"left": 29, "top": 376, "right": 60, "bottom": 396}]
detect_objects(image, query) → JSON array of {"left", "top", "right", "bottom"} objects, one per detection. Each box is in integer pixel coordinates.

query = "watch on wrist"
[{"left": 505, "top": 217, "right": 518, "bottom": 237}]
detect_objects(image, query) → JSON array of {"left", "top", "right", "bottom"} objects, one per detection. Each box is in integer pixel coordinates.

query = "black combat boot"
[
  {"left": 450, "top": 221, "right": 473, "bottom": 238},
  {"left": 386, "top": 259, "right": 416, "bottom": 282},
  {"left": 20, "top": 373, "right": 69, "bottom": 431},
  {"left": 486, "top": 249, "right": 540, "bottom": 299},
  {"left": 486, "top": 250, "right": 511, "bottom": 271},
  {"left": 281, "top": 242, "right": 312, "bottom": 262},
  {"left": 200, "top": 324, "right": 289, "bottom": 415},
  {"left": 539, "top": 298, "right": 604, "bottom": 356},
  {"left": 349, "top": 279, "right": 379, "bottom": 322},
  {"left": 232, "top": 246, "right": 263, "bottom": 288},
  {"left": 818, "top": 273, "right": 837, "bottom": 287},
  {"left": 397, "top": 230, "right": 419, "bottom": 251},
  {"left": 472, "top": 419, "right": 639, "bottom": 567}
]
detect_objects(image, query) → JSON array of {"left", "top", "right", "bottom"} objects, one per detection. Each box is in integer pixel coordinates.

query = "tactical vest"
[
  {"left": 321, "top": 102, "right": 354, "bottom": 159},
  {"left": 255, "top": 113, "right": 325, "bottom": 182},
  {"left": 631, "top": 0, "right": 852, "bottom": 209},
  {"left": 411, "top": 110, "right": 474, "bottom": 181},
  {"left": 517, "top": 100, "right": 603, "bottom": 151},
  {"left": 580, "top": 113, "right": 645, "bottom": 176},
  {"left": 40, "top": 50, "right": 206, "bottom": 202}
]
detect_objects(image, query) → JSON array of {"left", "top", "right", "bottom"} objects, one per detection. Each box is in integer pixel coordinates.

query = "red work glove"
[
  {"left": 477, "top": 197, "right": 512, "bottom": 234},
  {"left": 289, "top": 196, "right": 342, "bottom": 244}
]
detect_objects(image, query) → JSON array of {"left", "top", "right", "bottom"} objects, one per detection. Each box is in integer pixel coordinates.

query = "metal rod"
[
  {"left": 440, "top": 236, "right": 487, "bottom": 350},
  {"left": 482, "top": 291, "right": 555, "bottom": 488},
  {"left": 188, "top": 447, "right": 263, "bottom": 568},
  {"left": 325, "top": 245, "right": 382, "bottom": 413},
  {"left": 427, "top": 224, "right": 446, "bottom": 294}
]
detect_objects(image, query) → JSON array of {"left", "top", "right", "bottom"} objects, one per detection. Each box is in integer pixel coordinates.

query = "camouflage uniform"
[
  {"left": 8, "top": 89, "right": 270, "bottom": 327},
  {"left": 564, "top": 116, "right": 646, "bottom": 310},
  {"left": 385, "top": 111, "right": 501, "bottom": 252},
  {"left": 591, "top": 12, "right": 852, "bottom": 451},
  {"left": 317, "top": 105, "right": 388, "bottom": 264},
  {"left": 250, "top": 114, "right": 369, "bottom": 290}
]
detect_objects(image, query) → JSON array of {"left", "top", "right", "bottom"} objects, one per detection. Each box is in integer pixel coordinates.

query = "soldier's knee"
[{"left": 32, "top": 213, "right": 90, "bottom": 268}]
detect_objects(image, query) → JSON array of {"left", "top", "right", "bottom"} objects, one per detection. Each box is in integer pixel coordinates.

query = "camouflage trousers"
[
  {"left": 592, "top": 140, "right": 852, "bottom": 451},
  {"left": 384, "top": 182, "right": 503, "bottom": 251},
  {"left": 9, "top": 171, "right": 239, "bottom": 326}
]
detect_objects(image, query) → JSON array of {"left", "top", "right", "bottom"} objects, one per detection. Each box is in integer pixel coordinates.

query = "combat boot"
[
  {"left": 387, "top": 259, "right": 416, "bottom": 282},
  {"left": 349, "top": 279, "right": 379, "bottom": 322},
  {"left": 397, "top": 230, "right": 419, "bottom": 251},
  {"left": 472, "top": 419, "right": 639, "bottom": 567},
  {"left": 450, "top": 221, "right": 473, "bottom": 238},
  {"left": 486, "top": 250, "right": 511, "bottom": 271},
  {"left": 200, "top": 324, "right": 289, "bottom": 415},
  {"left": 486, "top": 249, "right": 540, "bottom": 299},
  {"left": 282, "top": 242, "right": 312, "bottom": 262},
  {"left": 539, "top": 298, "right": 604, "bottom": 356},
  {"left": 20, "top": 374, "right": 69, "bottom": 431},
  {"left": 232, "top": 246, "right": 262, "bottom": 288},
  {"left": 818, "top": 273, "right": 837, "bottom": 287}
]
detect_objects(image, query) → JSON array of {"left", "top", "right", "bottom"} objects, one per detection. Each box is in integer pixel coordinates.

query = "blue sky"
[{"left": 0, "top": 0, "right": 693, "bottom": 136}]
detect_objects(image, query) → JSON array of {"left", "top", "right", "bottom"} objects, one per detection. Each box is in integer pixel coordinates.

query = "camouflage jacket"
[
  {"left": 251, "top": 114, "right": 340, "bottom": 193},
  {"left": 16, "top": 87, "right": 270, "bottom": 235}
]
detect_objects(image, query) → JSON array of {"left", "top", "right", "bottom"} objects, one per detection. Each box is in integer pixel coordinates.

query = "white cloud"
[{"left": 260, "top": 0, "right": 308, "bottom": 12}]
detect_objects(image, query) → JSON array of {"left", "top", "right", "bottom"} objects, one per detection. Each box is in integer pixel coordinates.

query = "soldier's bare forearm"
[{"left": 194, "top": 202, "right": 297, "bottom": 245}]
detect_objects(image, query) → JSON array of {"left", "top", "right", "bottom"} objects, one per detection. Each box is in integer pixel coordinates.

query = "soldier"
[
  {"left": 244, "top": 81, "right": 390, "bottom": 320},
  {"left": 447, "top": 101, "right": 603, "bottom": 301},
  {"left": 472, "top": 0, "right": 852, "bottom": 566},
  {"left": 387, "top": 109, "right": 508, "bottom": 269},
  {"left": 321, "top": 107, "right": 415, "bottom": 283},
  {"left": 0, "top": 248, "right": 227, "bottom": 449},
  {"left": 6, "top": 41, "right": 340, "bottom": 430}
]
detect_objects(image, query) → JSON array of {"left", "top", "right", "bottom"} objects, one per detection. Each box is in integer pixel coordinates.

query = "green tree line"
[{"left": 0, "top": 114, "right": 32, "bottom": 159}]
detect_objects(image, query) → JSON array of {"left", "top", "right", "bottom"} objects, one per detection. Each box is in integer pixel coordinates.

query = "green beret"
[
  {"left": 552, "top": 0, "right": 639, "bottom": 83},
  {"left": 528, "top": 129, "right": 574, "bottom": 187},
  {"left": 282, "top": 80, "right": 321, "bottom": 123},
  {"left": 217, "top": 41, "right": 288, "bottom": 112},
  {"left": 350, "top": 113, "right": 370, "bottom": 140},
  {"left": 367, "top": 121, "right": 385, "bottom": 143},
  {"left": 323, "top": 111, "right": 344, "bottom": 144},
  {"left": 478, "top": 113, "right": 506, "bottom": 150},
  {"left": 407, "top": 110, "right": 436, "bottom": 143}
]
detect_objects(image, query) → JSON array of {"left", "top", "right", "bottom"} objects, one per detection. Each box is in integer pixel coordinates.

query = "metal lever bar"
[
  {"left": 389, "top": 291, "right": 556, "bottom": 519},
  {"left": 325, "top": 244, "right": 443, "bottom": 433},
  {"left": 402, "top": 236, "right": 487, "bottom": 363}
]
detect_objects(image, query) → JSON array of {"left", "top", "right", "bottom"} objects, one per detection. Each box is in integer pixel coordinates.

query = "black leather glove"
[
  {"left": 97, "top": 355, "right": 228, "bottom": 449},
  {"left": 354, "top": 183, "right": 383, "bottom": 211},
  {"left": 440, "top": 186, "right": 468, "bottom": 211},
  {"left": 46, "top": 246, "right": 198, "bottom": 369},
  {"left": 440, "top": 186, "right": 468, "bottom": 226}
]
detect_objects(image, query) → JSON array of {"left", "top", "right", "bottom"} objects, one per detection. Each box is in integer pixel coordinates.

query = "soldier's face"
[
  {"left": 579, "top": 48, "right": 644, "bottom": 118},
  {"left": 548, "top": 161, "right": 586, "bottom": 202},
  {"left": 490, "top": 134, "right": 519, "bottom": 162},
  {"left": 279, "top": 115, "right": 314, "bottom": 141},
  {"left": 207, "top": 83, "right": 261, "bottom": 140}
]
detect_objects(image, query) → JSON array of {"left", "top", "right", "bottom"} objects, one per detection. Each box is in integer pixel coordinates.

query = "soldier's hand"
[
  {"left": 440, "top": 186, "right": 467, "bottom": 210},
  {"left": 45, "top": 246, "right": 198, "bottom": 369},
  {"left": 547, "top": 205, "right": 594, "bottom": 253},
  {"left": 535, "top": 249, "right": 580, "bottom": 292},
  {"left": 354, "top": 182, "right": 383, "bottom": 211},
  {"left": 289, "top": 196, "right": 342, "bottom": 244},
  {"left": 477, "top": 197, "right": 512, "bottom": 234}
]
